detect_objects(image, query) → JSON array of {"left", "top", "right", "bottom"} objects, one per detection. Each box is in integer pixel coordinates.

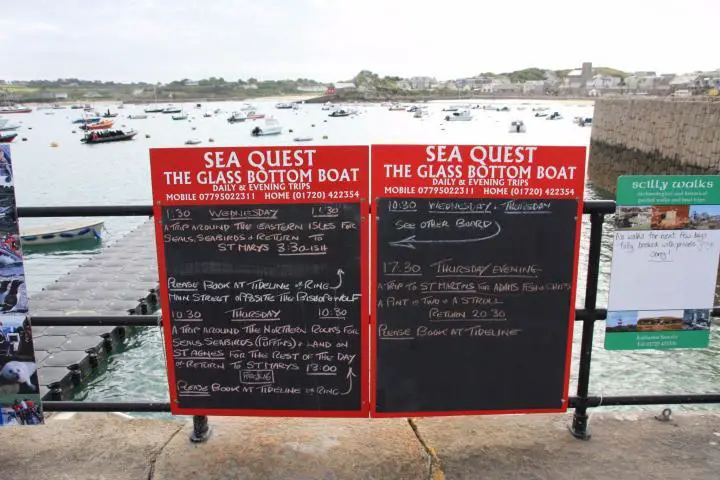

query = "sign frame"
[
  {"left": 150, "top": 145, "right": 370, "bottom": 418},
  {"left": 369, "top": 144, "right": 587, "bottom": 418}
]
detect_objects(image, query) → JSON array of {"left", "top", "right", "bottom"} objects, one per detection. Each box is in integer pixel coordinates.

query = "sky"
[{"left": 2, "top": 0, "right": 719, "bottom": 83}]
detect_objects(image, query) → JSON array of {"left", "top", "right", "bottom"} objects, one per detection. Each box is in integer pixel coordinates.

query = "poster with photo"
[
  {"left": 0, "top": 145, "right": 42, "bottom": 425},
  {"left": 606, "top": 175, "right": 720, "bottom": 350}
]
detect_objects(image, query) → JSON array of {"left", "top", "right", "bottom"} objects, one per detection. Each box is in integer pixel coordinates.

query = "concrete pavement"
[{"left": 1, "top": 411, "right": 720, "bottom": 479}]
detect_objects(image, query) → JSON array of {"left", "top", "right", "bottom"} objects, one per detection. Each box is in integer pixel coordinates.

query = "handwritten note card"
[{"left": 606, "top": 175, "right": 720, "bottom": 350}]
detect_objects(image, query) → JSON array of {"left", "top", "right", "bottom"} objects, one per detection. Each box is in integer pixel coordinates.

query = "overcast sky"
[{"left": 2, "top": 0, "right": 718, "bottom": 82}]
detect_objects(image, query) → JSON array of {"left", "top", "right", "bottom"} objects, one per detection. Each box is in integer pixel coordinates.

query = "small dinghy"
[
  {"left": 293, "top": 136, "right": 313, "bottom": 142},
  {"left": 20, "top": 220, "right": 104, "bottom": 246},
  {"left": 185, "top": 138, "right": 202, "bottom": 145}
]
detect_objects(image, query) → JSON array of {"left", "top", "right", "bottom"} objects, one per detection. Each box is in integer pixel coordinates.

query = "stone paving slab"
[
  {"left": 0, "top": 413, "right": 182, "bottom": 480},
  {"left": 30, "top": 220, "right": 159, "bottom": 400},
  {"left": 154, "top": 417, "right": 429, "bottom": 480},
  {"left": 1, "top": 412, "right": 720, "bottom": 479},
  {"left": 414, "top": 412, "right": 720, "bottom": 480}
]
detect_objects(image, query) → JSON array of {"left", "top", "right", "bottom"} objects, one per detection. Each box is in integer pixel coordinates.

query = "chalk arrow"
[
  {"left": 388, "top": 222, "right": 502, "bottom": 249},
  {"left": 332, "top": 268, "right": 345, "bottom": 290},
  {"left": 342, "top": 367, "right": 357, "bottom": 395}
]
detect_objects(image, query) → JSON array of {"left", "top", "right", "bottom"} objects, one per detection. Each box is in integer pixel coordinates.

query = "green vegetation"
[
  {"left": 503, "top": 68, "right": 547, "bottom": 82},
  {"left": 1, "top": 77, "right": 326, "bottom": 102},
  {"left": 592, "top": 67, "right": 627, "bottom": 78}
]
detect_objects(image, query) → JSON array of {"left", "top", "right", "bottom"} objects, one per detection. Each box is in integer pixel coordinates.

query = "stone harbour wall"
[{"left": 589, "top": 98, "right": 720, "bottom": 193}]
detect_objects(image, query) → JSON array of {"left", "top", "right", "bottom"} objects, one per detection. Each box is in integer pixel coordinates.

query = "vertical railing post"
[
  {"left": 570, "top": 211, "right": 605, "bottom": 440},
  {"left": 190, "top": 415, "right": 211, "bottom": 443}
]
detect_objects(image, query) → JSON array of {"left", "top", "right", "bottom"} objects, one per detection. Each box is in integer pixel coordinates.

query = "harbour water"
[{"left": 9, "top": 99, "right": 719, "bottom": 411}]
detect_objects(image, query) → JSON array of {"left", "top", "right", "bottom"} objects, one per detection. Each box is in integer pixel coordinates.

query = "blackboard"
[
  {"left": 374, "top": 198, "right": 578, "bottom": 414},
  {"left": 160, "top": 203, "right": 364, "bottom": 414}
]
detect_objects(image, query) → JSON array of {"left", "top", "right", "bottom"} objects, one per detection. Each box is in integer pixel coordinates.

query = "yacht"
[{"left": 444, "top": 110, "right": 472, "bottom": 121}]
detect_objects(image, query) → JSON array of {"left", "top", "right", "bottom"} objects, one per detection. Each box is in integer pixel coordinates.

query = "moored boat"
[
  {"left": 102, "top": 110, "right": 118, "bottom": 118},
  {"left": 246, "top": 111, "right": 265, "bottom": 120},
  {"left": 546, "top": 112, "right": 563, "bottom": 120},
  {"left": 80, "top": 119, "right": 114, "bottom": 130},
  {"left": 293, "top": 136, "right": 313, "bottom": 142},
  {"left": 388, "top": 104, "right": 406, "bottom": 111},
  {"left": 445, "top": 110, "right": 472, "bottom": 121},
  {"left": 227, "top": 112, "right": 247, "bottom": 123},
  {"left": 275, "top": 102, "right": 294, "bottom": 109},
  {"left": 144, "top": 105, "right": 165, "bottom": 113},
  {"left": 185, "top": 138, "right": 202, "bottom": 145},
  {"left": 163, "top": 106, "right": 182, "bottom": 114},
  {"left": 509, "top": 120, "right": 526, "bottom": 133},
  {"left": 21, "top": 220, "right": 104, "bottom": 245},
  {"left": 72, "top": 116, "right": 101, "bottom": 124},
  {"left": 0, "top": 106, "right": 31, "bottom": 114},
  {"left": 250, "top": 118, "right": 282, "bottom": 136},
  {"left": 0, "top": 133, "right": 18, "bottom": 143},
  {"left": 128, "top": 114, "right": 148, "bottom": 119},
  {"left": 172, "top": 114, "right": 188, "bottom": 120},
  {"left": 413, "top": 107, "right": 429, "bottom": 118},
  {"left": 81, "top": 129, "right": 137, "bottom": 144},
  {"left": 329, "top": 109, "right": 350, "bottom": 117}
]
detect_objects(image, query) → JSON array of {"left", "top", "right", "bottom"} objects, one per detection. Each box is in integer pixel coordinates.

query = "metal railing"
[{"left": 20, "top": 200, "right": 720, "bottom": 442}]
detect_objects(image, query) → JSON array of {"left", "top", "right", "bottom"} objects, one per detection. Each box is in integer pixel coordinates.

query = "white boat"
[
  {"left": 546, "top": 112, "right": 563, "bottom": 120},
  {"left": 321, "top": 102, "right": 333, "bottom": 111},
  {"left": 227, "top": 112, "right": 247, "bottom": 123},
  {"left": 275, "top": 102, "right": 294, "bottom": 109},
  {"left": 329, "top": 109, "right": 351, "bottom": 117},
  {"left": 128, "top": 114, "right": 148, "bottom": 119},
  {"left": 388, "top": 104, "right": 406, "bottom": 111},
  {"left": 444, "top": 110, "right": 472, "bottom": 121},
  {"left": 21, "top": 220, "right": 104, "bottom": 246},
  {"left": 251, "top": 118, "right": 282, "bottom": 136},
  {"left": 413, "top": 107, "right": 429, "bottom": 118},
  {"left": 293, "top": 136, "right": 313, "bottom": 142},
  {"left": 185, "top": 138, "right": 202, "bottom": 145},
  {"left": 163, "top": 106, "right": 182, "bottom": 114},
  {"left": 0, "top": 118, "right": 20, "bottom": 131},
  {"left": 509, "top": 120, "right": 526, "bottom": 133},
  {"left": 238, "top": 103, "right": 255, "bottom": 111},
  {"left": 442, "top": 106, "right": 459, "bottom": 112}
]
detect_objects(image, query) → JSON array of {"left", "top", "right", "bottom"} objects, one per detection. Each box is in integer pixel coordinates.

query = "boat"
[
  {"left": 380, "top": 102, "right": 393, "bottom": 107},
  {"left": 72, "top": 116, "right": 101, "bottom": 124},
  {"left": 172, "top": 114, "right": 188, "bottom": 120},
  {"left": 70, "top": 105, "right": 84, "bottom": 109},
  {"left": 496, "top": 106, "right": 510, "bottom": 112},
  {"left": 250, "top": 118, "right": 282, "bottom": 136},
  {"left": 144, "top": 106, "right": 165, "bottom": 113},
  {"left": 532, "top": 107, "right": 549, "bottom": 112},
  {"left": 321, "top": 102, "right": 333, "bottom": 111},
  {"left": 163, "top": 106, "right": 182, "bottom": 114},
  {"left": 442, "top": 106, "right": 459, "bottom": 112},
  {"left": 0, "top": 133, "right": 18, "bottom": 143},
  {"left": 80, "top": 119, "right": 114, "bottom": 130},
  {"left": 329, "top": 109, "right": 350, "bottom": 117},
  {"left": 574, "top": 116, "right": 592, "bottom": 126},
  {"left": 227, "top": 112, "right": 247, "bottom": 123},
  {"left": 293, "top": 136, "right": 313, "bottom": 142},
  {"left": 246, "top": 111, "right": 265, "bottom": 120},
  {"left": 80, "top": 129, "right": 137, "bottom": 144},
  {"left": 0, "top": 106, "right": 31, "bottom": 114},
  {"left": 239, "top": 103, "right": 255, "bottom": 111},
  {"left": 185, "top": 138, "right": 202, "bottom": 145},
  {"left": 413, "top": 108, "right": 429, "bottom": 118},
  {"left": 203, "top": 112, "right": 212, "bottom": 118},
  {"left": 509, "top": 120, "right": 526, "bottom": 133},
  {"left": 102, "top": 110, "right": 118, "bottom": 118},
  {"left": 444, "top": 110, "right": 472, "bottom": 121},
  {"left": 388, "top": 104, "right": 406, "bottom": 111},
  {"left": 275, "top": 102, "right": 294, "bottom": 109},
  {"left": 20, "top": 220, "right": 104, "bottom": 246},
  {"left": 51, "top": 104, "right": 66, "bottom": 110},
  {"left": 546, "top": 112, "right": 563, "bottom": 120},
  {"left": 128, "top": 114, "right": 148, "bottom": 119},
  {"left": 534, "top": 112, "right": 548, "bottom": 117},
  {"left": 406, "top": 106, "right": 418, "bottom": 113},
  {"left": 0, "top": 119, "right": 20, "bottom": 132}
]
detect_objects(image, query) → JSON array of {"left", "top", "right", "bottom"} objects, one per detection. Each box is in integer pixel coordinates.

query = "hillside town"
[{"left": 2, "top": 62, "right": 719, "bottom": 102}]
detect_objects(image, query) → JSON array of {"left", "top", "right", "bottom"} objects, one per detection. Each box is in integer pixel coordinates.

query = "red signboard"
[
  {"left": 370, "top": 145, "right": 586, "bottom": 417},
  {"left": 151, "top": 146, "right": 370, "bottom": 417}
]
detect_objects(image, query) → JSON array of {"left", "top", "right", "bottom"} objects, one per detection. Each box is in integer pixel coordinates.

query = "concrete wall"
[{"left": 589, "top": 98, "right": 720, "bottom": 193}]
